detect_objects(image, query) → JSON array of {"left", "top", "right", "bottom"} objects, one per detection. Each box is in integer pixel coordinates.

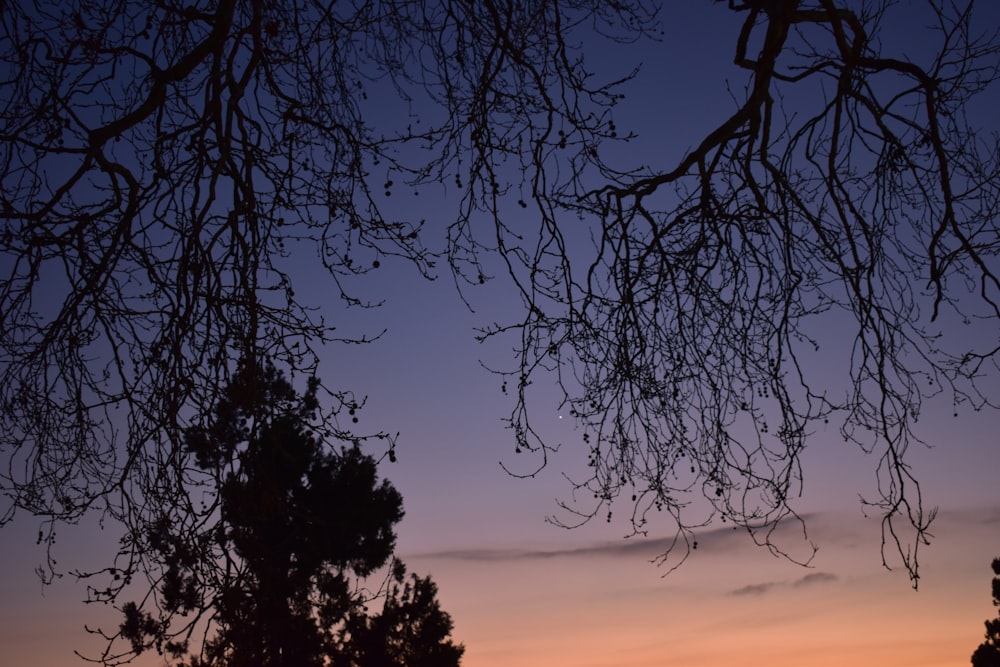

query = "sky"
[
  {"left": 3, "top": 2, "right": 1000, "bottom": 666},
  {"left": 2, "top": 266, "right": 999, "bottom": 667}
]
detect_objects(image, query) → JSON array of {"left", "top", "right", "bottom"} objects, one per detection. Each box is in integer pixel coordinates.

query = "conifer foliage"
[
  {"left": 972, "top": 558, "right": 1000, "bottom": 667},
  {"left": 109, "top": 362, "right": 462, "bottom": 667}
]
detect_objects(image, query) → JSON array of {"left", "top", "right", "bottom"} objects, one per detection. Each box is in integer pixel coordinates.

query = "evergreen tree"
[
  {"left": 116, "top": 362, "right": 462, "bottom": 667},
  {"left": 972, "top": 558, "right": 1000, "bottom": 667},
  {"left": 334, "top": 574, "right": 465, "bottom": 667}
]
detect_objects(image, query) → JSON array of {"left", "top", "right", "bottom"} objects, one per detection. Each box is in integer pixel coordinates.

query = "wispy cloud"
[
  {"left": 412, "top": 514, "right": 821, "bottom": 563},
  {"left": 728, "top": 571, "right": 838, "bottom": 597},
  {"left": 729, "top": 581, "right": 781, "bottom": 597},
  {"left": 941, "top": 504, "right": 1000, "bottom": 526},
  {"left": 414, "top": 536, "right": 677, "bottom": 562},
  {"left": 793, "top": 571, "right": 838, "bottom": 587}
]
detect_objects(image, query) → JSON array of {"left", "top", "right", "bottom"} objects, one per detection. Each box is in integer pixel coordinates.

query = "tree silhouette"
[
  {"left": 333, "top": 573, "right": 465, "bottom": 667},
  {"left": 972, "top": 558, "right": 1000, "bottom": 667},
  {"left": 1, "top": 0, "right": 999, "bottom": 601},
  {"left": 468, "top": 0, "right": 1000, "bottom": 583},
  {"left": 103, "top": 361, "right": 462, "bottom": 666}
]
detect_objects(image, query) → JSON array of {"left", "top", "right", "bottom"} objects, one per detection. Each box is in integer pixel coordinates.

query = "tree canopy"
[
  {"left": 105, "top": 362, "right": 462, "bottom": 666},
  {"left": 1, "top": 0, "right": 999, "bottom": 612},
  {"left": 972, "top": 558, "right": 1000, "bottom": 667}
]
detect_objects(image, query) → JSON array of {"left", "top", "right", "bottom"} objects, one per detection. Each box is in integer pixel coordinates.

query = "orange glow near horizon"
[
  {"left": 0, "top": 505, "right": 996, "bottom": 666},
  {"left": 3, "top": 3, "right": 1000, "bottom": 666},
  {"left": 409, "top": 507, "right": 998, "bottom": 667}
]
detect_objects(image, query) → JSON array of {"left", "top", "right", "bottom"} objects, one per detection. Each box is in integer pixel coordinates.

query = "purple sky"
[{"left": 3, "top": 2, "right": 1000, "bottom": 666}]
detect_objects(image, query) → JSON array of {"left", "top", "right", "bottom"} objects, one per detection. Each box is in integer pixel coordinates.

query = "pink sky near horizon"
[
  {"left": 3, "top": 2, "right": 1000, "bottom": 666},
  {"left": 2, "top": 502, "right": 998, "bottom": 666},
  {"left": 2, "top": 263, "right": 997, "bottom": 666}
]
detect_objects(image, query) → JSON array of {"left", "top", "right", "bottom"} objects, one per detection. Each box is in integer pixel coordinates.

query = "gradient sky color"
[
  {"left": 2, "top": 274, "right": 999, "bottom": 666},
  {"left": 2, "top": 2, "right": 1000, "bottom": 666}
]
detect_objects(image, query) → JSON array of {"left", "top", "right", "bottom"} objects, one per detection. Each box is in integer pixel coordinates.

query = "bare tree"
[
  {"left": 0, "top": 0, "right": 436, "bottom": 564},
  {"left": 442, "top": 0, "right": 1000, "bottom": 585},
  {"left": 0, "top": 2, "right": 997, "bottom": 632},
  {"left": 0, "top": 2, "right": 650, "bottom": 658}
]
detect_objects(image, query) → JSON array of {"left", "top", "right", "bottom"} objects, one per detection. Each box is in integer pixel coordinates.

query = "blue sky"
[{"left": 3, "top": 2, "right": 1000, "bottom": 666}]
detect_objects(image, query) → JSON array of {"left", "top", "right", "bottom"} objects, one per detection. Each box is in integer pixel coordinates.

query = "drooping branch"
[{"left": 459, "top": 1, "right": 1000, "bottom": 585}]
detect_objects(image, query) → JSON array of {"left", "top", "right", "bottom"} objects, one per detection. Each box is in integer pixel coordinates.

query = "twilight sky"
[
  {"left": 2, "top": 2, "right": 1000, "bottom": 666},
  {"left": 2, "top": 265, "right": 999, "bottom": 667}
]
